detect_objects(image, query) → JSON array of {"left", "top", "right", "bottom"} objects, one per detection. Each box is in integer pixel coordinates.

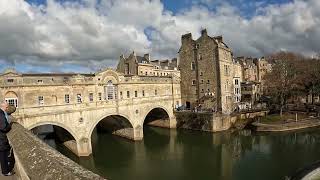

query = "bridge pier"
[{"left": 77, "top": 138, "right": 92, "bottom": 157}]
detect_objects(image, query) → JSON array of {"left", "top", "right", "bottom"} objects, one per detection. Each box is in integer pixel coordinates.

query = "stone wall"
[
  {"left": 175, "top": 112, "right": 234, "bottom": 132},
  {"left": 7, "top": 122, "right": 105, "bottom": 180}
]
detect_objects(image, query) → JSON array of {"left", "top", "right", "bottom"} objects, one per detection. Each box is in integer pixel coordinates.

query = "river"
[{"left": 43, "top": 126, "right": 320, "bottom": 180}]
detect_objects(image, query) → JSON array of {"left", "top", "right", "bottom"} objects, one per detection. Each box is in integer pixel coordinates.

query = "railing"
[{"left": 7, "top": 120, "right": 105, "bottom": 180}]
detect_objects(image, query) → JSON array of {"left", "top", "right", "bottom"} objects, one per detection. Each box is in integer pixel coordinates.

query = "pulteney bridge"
[{"left": 1, "top": 69, "right": 181, "bottom": 156}]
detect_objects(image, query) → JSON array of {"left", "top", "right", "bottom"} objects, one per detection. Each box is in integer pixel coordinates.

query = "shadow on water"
[{"left": 37, "top": 124, "right": 320, "bottom": 180}]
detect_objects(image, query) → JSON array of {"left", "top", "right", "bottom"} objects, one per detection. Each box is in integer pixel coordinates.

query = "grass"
[{"left": 260, "top": 113, "right": 310, "bottom": 124}]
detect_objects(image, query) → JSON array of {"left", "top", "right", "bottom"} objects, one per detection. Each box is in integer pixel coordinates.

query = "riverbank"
[{"left": 251, "top": 117, "right": 320, "bottom": 132}]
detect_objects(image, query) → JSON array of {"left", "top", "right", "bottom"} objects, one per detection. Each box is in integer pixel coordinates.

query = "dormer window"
[{"left": 7, "top": 79, "right": 14, "bottom": 83}]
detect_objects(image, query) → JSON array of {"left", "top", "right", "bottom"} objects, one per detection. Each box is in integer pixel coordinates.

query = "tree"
[{"left": 264, "top": 52, "right": 301, "bottom": 116}]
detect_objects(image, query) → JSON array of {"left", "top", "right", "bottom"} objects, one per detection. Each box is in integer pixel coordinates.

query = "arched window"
[
  {"left": 105, "top": 80, "right": 117, "bottom": 100},
  {"left": 5, "top": 91, "right": 18, "bottom": 108}
]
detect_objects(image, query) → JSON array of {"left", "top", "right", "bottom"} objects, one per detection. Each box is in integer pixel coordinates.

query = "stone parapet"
[{"left": 7, "top": 122, "right": 105, "bottom": 180}]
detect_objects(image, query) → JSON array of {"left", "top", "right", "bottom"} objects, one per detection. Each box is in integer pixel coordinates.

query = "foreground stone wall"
[{"left": 7, "top": 122, "right": 105, "bottom": 180}]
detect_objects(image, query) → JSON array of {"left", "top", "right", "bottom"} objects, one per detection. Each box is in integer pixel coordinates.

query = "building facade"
[
  {"left": 179, "top": 29, "right": 235, "bottom": 114},
  {"left": 0, "top": 68, "right": 181, "bottom": 117},
  {"left": 117, "top": 52, "right": 179, "bottom": 78}
]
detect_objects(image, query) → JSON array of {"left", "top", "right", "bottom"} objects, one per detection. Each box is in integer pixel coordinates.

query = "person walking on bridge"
[{"left": 0, "top": 101, "right": 14, "bottom": 176}]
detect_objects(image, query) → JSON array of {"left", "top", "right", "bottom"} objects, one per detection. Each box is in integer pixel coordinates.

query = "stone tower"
[{"left": 178, "top": 29, "right": 234, "bottom": 114}]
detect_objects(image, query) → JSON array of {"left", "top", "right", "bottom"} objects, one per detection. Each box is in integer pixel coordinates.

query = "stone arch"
[
  {"left": 88, "top": 113, "right": 134, "bottom": 141},
  {"left": 27, "top": 121, "right": 78, "bottom": 141},
  {"left": 142, "top": 106, "right": 171, "bottom": 127},
  {"left": 101, "top": 69, "right": 119, "bottom": 84}
]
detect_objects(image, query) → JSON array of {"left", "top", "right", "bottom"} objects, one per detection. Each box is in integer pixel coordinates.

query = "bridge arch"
[
  {"left": 28, "top": 121, "right": 78, "bottom": 141},
  {"left": 89, "top": 113, "right": 134, "bottom": 142},
  {"left": 142, "top": 106, "right": 171, "bottom": 128}
]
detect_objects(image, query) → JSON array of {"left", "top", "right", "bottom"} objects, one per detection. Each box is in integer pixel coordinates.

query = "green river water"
[{"left": 45, "top": 126, "right": 320, "bottom": 180}]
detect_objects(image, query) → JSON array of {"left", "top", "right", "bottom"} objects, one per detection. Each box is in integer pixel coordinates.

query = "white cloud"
[{"left": 0, "top": 0, "right": 320, "bottom": 72}]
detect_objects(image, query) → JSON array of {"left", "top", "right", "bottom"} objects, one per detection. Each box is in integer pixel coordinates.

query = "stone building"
[
  {"left": 117, "top": 52, "right": 179, "bottom": 77},
  {"left": 178, "top": 29, "right": 235, "bottom": 114},
  {"left": 0, "top": 68, "right": 181, "bottom": 156},
  {"left": 0, "top": 68, "right": 181, "bottom": 113}
]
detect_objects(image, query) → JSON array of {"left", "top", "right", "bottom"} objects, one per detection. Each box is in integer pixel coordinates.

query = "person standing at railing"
[{"left": 0, "top": 101, "right": 14, "bottom": 176}]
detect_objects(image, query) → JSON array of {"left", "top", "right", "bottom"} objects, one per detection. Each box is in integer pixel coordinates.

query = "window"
[
  {"left": 192, "top": 80, "right": 196, "bottom": 85},
  {"left": 198, "top": 54, "right": 202, "bottom": 60},
  {"left": 7, "top": 79, "right": 13, "bottom": 83},
  {"left": 89, "top": 93, "right": 94, "bottom": 102},
  {"left": 201, "top": 89, "right": 204, "bottom": 93},
  {"left": 37, "top": 79, "right": 43, "bottom": 83},
  {"left": 235, "top": 79, "right": 239, "bottom": 85},
  {"left": 142, "top": 90, "right": 145, "bottom": 97},
  {"left": 196, "top": 44, "right": 200, "bottom": 49},
  {"left": 38, "top": 96, "right": 44, "bottom": 106},
  {"left": 77, "top": 94, "right": 82, "bottom": 103},
  {"left": 124, "top": 63, "right": 129, "bottom": 74},
  {"left": 135, "top": 91, "right": 138, "bottom": 97},
  {"left": 5, "top": 98, "right": 18, "bottom": 108},
  {"left": 207, "top": 80, "right": 210, "bottom": 84},
  {"left": 201, "top": 80, "right": 204, "bottom": 84},
  {"left": 98, "top": 93, "right": 102, "bottom": 101},
  {"left": 155, "top": 89, "right": 158, "bottom": 96},
  {"left": 200, "top": 72, "right": 203, "bottom": 76},
  {"left": 145, "top": 72, "right": 148, "bottom": 75},
  {"left": 191, "top": 62, "right": 196, "bottom": 70},
  {"left": 224, "top": 65, "right": 230, "bottom": 76},
  {"left": 120, "top": 92, "right": 123, "bottom": 99},
  {"left": 127, "top": 91, "right": 130, "bottom": 98},
  {"left": 106, "top": 80, "right": 117, "bottom": 100},
  {"left": 65, "top": 94, "right": 70, "bottom": 104}
]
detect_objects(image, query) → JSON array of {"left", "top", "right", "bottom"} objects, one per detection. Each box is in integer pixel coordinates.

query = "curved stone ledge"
[{"left": 7, "top": 122, "right": 105, "bottom": 180}]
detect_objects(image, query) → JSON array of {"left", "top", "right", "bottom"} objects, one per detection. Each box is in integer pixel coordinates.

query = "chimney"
[
  {"left": 201, "top": 29, "right": 207, "bottom": 36},
  {"left": 144, "top": 53, "right": 150, "bottom": 62},
  {"left": 215, "top": 36, "right": 223, "bottom": 43}
]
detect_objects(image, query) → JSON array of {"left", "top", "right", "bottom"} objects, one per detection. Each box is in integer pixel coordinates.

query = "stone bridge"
[
  {"left": 1, "top": 69, "right": 181, "bottom": 157},
  {"left": 14, "top": 97, "right": 177, "bottom": 156}
]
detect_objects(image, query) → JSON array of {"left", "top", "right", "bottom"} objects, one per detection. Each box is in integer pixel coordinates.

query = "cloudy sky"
[{"left": 0, "top": 0, "right": 319, "bottom": 73}]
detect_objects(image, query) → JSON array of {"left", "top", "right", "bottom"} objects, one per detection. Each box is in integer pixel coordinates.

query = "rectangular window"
[
  {"left": 201, "top": 89, "right": 204, "bottom": 93},
  {"left": 77, "top": 94, "right": 82, "bottom": 103},
  {"left": 7, "top": 79, "right": 14, "bottom": 83},
  {"left": 120, "top": 92, "right": 123, "bottom": 99},
  {"left": 235, "top": 79, "right": 239, "bottom": 85},
  {"left": 124, "top": 63, "right": 129, "bottom": 74},
  {"left": 135, "top": 91, "right": 138, "bottom": 97},
  {"left": 65, "top": 94, "right": 70, "bottom": 104},
  {"left": 201, "top": 79, "right": 204, "bottom": 84},
  {"left": 127, "top": 91, "right": 130, "bottom": 98},
  {"left": 155, "top": 89, "right": 158, "bottom": 96},
  {"left": 89, "top": 93, "right": 94, "bottom": 102},
  {"left": 192, "top": 80, "right": 196, "bottom": 85},
  {"left": 142, "top": 90, "right": 145, "bottom": 97},
  {"left": 98, "top": 93, "right": 102, "bottom": 101},
  {"left": 38, "top": 96, "right": 44, "bottom": 106},
  {"left": 5, "top": 98, "right": 18, "bottom": 108},
  {"left": 200, "top": 72, "right": 203, "bottom": 76},
  {"left": 207, "top": 80, "right": 210, "bottom": 84},
  {"left": 191, "top": 62, "right": 196, "bottom": 70}
]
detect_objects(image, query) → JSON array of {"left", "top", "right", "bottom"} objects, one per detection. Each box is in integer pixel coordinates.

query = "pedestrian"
[{"left": 0, "top": 101, "right": 14, "bottom": 176}]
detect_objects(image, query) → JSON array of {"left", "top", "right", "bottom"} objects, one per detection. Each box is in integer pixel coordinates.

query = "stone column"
[{"left": 169, "top": 116, "right": 177, "bottom": 128}]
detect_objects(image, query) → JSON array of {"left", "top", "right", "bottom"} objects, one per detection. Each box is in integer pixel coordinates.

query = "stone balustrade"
[{"left": 7, "top": 121, "right": 105, "bottom": 180}]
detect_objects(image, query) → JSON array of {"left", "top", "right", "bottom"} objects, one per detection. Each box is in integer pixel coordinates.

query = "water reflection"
[{"left": 40, "top": 126, "right": 320, "bottom": 180}]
